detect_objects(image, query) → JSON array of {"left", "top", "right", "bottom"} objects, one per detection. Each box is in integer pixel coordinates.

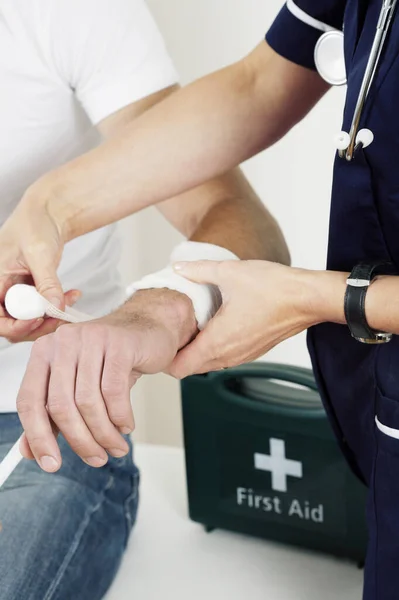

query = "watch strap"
[{"left": 344, "top": 261, "right": 395, "bottom": 343}]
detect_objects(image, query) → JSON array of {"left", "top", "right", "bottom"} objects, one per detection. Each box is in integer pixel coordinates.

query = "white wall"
[{"left": 119, "top": 0, "right": 346, "bottom": 447}]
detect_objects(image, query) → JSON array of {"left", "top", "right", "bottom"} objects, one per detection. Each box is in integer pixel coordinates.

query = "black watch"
[{"left": 344, "top": 261, "right": 396, "bottom": 344}]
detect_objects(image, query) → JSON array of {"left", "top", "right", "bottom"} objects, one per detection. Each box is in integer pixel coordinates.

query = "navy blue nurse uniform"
[{"left": 267, "top": 2, "right": 399, "bottom": 599}]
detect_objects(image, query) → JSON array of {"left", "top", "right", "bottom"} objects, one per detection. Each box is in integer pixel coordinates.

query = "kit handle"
[
  {"left": 210, "top": 362, "right": 318, "bottom": 391},
  {"left": 192, "top": 363, "right": 322, "bottom": 416}
]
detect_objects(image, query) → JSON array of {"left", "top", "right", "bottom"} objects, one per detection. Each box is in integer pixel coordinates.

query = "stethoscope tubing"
[
  {"left": 342, "top": 0, "right": 397, "bottom": 161},
  {"left": 313, "top": 0, "right": 398, "bottom": 159}
]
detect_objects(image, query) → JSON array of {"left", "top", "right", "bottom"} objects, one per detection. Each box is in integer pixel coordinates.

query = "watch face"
[{"left": 346, "top": 278, "right": 371, "bottom": 288}]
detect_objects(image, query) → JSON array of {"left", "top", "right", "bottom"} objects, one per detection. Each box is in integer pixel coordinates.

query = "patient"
[{"left": 0, "top": 1, "right": 289, "bottom": 598}]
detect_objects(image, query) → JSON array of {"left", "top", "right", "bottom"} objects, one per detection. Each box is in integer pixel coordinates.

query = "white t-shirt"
[{"left": 0, "top": 0, "right": 179, "bottom": 412}]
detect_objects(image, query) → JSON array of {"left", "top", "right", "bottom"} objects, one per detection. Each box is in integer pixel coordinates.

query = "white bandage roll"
[{"left": 126, "top": 241, "right": 239, "bottom": 330}]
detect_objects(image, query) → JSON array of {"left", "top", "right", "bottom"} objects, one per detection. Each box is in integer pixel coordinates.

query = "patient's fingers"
[
  {"left": 76, "top": 336, "right": 129, "bottom": 457},
  {"left": 16, "top": 336, "right": 62, "bottom": 471},
  {"left": 17, "top": 320, "right": 138, "bottom": 469},
  {"left": 47, "top": 326, "right": 109, "bottom": 468},
  {"left": 19, "top": 433, "right": 34, "bottom": 460},
  {"left": 101, "top": 342, "right": 135, "bottom": 436},
  {"left": 20, "top": 419, "right": 60, "bottom": 461}
]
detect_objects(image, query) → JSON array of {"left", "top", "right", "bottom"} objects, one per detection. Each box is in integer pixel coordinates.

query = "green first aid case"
[{"left": 181, "top": 363, "right": 368, "bottom": 562}]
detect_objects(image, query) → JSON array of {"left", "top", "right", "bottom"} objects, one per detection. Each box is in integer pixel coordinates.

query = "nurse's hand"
[
  {"left": 17, "top": 289, "right": 196, "bottom": 471},
  {"left": 0, "top": 190, "right": 69, "bottom": 342},
  {"left": 170, "top": 260, "right": 343, "bottom": 377}
]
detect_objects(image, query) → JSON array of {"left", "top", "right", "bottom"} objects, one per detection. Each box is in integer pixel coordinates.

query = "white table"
[{"left": 107, "top": 444, "right": 363, "bottom": 600}]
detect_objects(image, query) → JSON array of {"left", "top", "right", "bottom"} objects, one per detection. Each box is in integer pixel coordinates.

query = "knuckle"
[
  {"left": 74, "top": 393, "right": 97, "bottom": 411},
  {"left": 101, "top": 377, "right": 127, "bottom": 399},
  {"left": 47, "top": 398, "right": 69, "bottom": 420},
  {"left": 54, "top": 324, "right": 76, "bottom": 343},
  {"left": 16, "top": 395, "right": 32, "bottom": 415},
  {"left": 32, "top": 334, "right": 52, "bottom": 356},
  {"left": 25, "top": 434, "right": 48, "bottom": 449},
  {"left": 107, "top": 409, "right": 129, "bottom": 427},
  {"left": 104, "top": 354, "right": 122, "bottom": 373},
  {"left": 83, "top": 323, "right": 107, "bottom": 342},
  {"left": 31, "top": 337, "right": 46, "bottom": 354}
]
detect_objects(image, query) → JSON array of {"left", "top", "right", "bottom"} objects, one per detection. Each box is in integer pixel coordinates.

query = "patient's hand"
[{"left": 17, "top": 289, "right": 197, "bottom": 472}]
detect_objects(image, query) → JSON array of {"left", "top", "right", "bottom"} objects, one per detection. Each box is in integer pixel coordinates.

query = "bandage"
[
  {"left": 5, "top": 284, "right": 94, "bottom": 322},
  {"left": 126, "top": 241, "right": 239, "bottom": 330}
]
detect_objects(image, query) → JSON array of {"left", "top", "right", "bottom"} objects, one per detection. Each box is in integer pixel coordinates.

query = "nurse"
[
  {"left": 9, "top": 1, "right": 399, "bottom": 598},
  {"left": 170, "top": 3, "right": 399, "bottom": 598}
]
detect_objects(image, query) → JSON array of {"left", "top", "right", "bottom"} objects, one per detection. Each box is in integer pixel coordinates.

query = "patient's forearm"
[
  {"left": 25, "top": 43, "right": 327, "bottom": 242},
  {"left": 118, "top": 288, "right": 197, "bottom": 351}
]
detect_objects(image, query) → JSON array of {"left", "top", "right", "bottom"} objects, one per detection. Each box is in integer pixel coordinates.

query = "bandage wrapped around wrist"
[{"left": 126, "top": 241, "right": 239, "bottom": 330}]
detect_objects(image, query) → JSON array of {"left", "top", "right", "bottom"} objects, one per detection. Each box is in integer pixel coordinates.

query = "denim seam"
[{"left": 42, "top": 473, "right": 115, "bottom": 600}]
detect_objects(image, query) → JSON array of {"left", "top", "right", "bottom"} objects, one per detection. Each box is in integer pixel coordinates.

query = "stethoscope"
[{"left": 314, "top": 0, "right": 397, "bottom": 161}]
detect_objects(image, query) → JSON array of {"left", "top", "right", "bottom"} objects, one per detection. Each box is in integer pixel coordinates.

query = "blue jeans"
[{"left": 0, "top": 413, "right": 139, "bottom": 600}]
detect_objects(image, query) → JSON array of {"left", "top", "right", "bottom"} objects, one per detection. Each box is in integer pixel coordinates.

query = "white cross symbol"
[{"left": 254, "top": 438, "right": 303, "bottom": 493}]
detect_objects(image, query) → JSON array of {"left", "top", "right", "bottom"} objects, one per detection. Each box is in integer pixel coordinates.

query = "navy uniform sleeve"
[{"left": 266, "top": 0, "right": 347, "bottom": 70}]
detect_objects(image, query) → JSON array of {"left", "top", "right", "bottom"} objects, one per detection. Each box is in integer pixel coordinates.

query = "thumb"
[
  {"left": 64, "top": 289, "right": 82, "bottom": 307},
  {"left": 29, "top": 255, "right": 64, "bottom": 309},
  {"left": 173, "top": 260, "right": 222, "bottom": 286},
  {"left": 169, "top": 334, "right": 211, "bottom": 379}
]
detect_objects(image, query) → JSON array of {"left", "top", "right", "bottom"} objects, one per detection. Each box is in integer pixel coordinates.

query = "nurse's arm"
[
  {"left": 104, "top": 81, "right": 290, "bottom": 265},
  {"left": 164, "top": 264, "right": 399, "bottom": 378},
  {"left": 272, "top": 268, "right": 399, "bottom": 336},
  {"left": 25, "top": 42, "right": 329, "bottom": 240},
  {"left": 99, "top": 80, "right": 290, "bottom": 265},
  {"left": 310, "top": 271, "right": 399, "bottom": 336}
]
